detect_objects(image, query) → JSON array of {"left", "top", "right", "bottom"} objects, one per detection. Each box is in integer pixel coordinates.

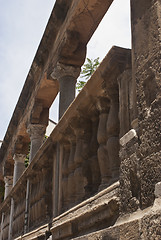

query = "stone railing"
[
  {"left": 50, "top": 47, "right": 132, "bottom": 216},
  {"left": 0, "top": 138, "right": 53, "bottom": 239},
  {"left": 12, "top": 187, "right": 26, "bottom": 237},
  {"left": 0, "top": 210, "right": 10, "bottom": 240},
  {"left": 0, "top": 46, "right": 132, "bottom": 239}
]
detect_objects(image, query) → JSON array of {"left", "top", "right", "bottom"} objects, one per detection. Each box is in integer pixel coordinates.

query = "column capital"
[
  {"left": 13, "top": 154, "right": 26, "bottom": 163},
  {"left": 51, "top": 62, "right": 81, "bottom": 81},
  {"left": 4, "top": 176, "right": 13, "bottom": 199},
  {"left": 4, "top": 176, "right": 13, "bottom": 183},
  {"left": 27, "top": 124, "right": 46, "bottom": 140}
]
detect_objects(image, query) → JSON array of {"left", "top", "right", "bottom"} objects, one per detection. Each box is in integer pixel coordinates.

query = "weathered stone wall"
[
  {"left": 131, "top": 0, "right": 161, "bottom": 209},
  {"left": 119, "top": 0, "right": 161, "bottom": 217}
]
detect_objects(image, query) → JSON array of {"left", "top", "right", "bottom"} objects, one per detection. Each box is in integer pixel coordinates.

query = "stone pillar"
[
  {"left": 51, "top": 62, "right": 80, "bottom": 119},
  {"left": 106, "top": 94, "right": 120, "bottom": 182},
  {"left": 67, "top": 134, "right": 76, "bottom": 207},
  {"left": 118, "top": 69, "right": 133, "bottom": 137},
  {"left": 73, "top": 126, "right": 87, "bottom": 203},
  {"left": 27, "top": 124, "right": 46, "bottom": 163},
  {"left": 61, "top": 141, "right": 70, "bottom": 211},
  {"left": 4, "top": 176, "right": 13, "bottom": 199},
  {"left": 13, "top": 154, "right": 26, "bottom": 186},
  {"left": 24, "top": 124, "right": 46, "bottom": 232},
  {"left": 24, "top": 179, "right": 30, "bottom": 233},
  {"left": 0, "top": 213, "right": 4, "bottom": 240},
  {"left": 8, "top": 198, "right": 14, "bottom": 240},
  {"left": 97, "top": 97, "right": 111, "bottom": 190},
  {"left": 87, "top": 112, "right": 100, "bottom": 194}
]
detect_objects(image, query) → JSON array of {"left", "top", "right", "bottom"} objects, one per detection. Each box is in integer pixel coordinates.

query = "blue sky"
[{"left": 0, "top": 0, "right": 131, "bottom": 140}]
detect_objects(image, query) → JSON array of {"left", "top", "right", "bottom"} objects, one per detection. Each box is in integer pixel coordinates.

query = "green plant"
[
  {"left": 25, "top": 143, "right": 30, "bottom": 167},
  {"left": 76, "top": 57, "right": 100, "bottom": 91}
]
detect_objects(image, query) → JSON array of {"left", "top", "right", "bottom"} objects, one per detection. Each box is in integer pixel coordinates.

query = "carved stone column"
[
  {"left": 106, "top": 94, "right": 120, "bottom": 182},
  {"left": 97, "top": 97, "right": 111, "bottom": 190},
  {"left": 61, "top": 141, "right": 70, "bottom": 211},
  {"left": 4, "top": 176, "right": 13, "bottom": 199},
  {"left": 118, "top": 69, "right": 133, "bottom": 137},
  {"left": 24, "top": 124, "right": 46, "bottom": 232},
  {"left": 73, "top": 124, "right": 87, "bottom": 203},
  {"left": 13, "top": 154, "right": 26, "bottom": 186},
  {"left": 27, "top": 124, "right": 46, "bottom": 162},
  {"left": 67, "top": 132, "right": 76, "bottom": 207},
  {"left": 86, "top": 111, "right": 100, "bottom": 195},
  {"left": 51, "top": 62, "right": 80, "bottom": 119},
  {"left": 0, "top": 213, "right": 4, "bottom": 240},
  {"left": 63, "top": 127, "right": 76, "bottom": 208},
  {"left": 8, "top": 198, "right": 14, "bottom": 240}
]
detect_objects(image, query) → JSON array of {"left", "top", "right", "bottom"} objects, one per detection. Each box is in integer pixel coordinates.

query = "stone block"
[
  {"left": 120, "top": 129, "right": 137, "bottom": 146},
  {"left": 141, "top": 211, "right": 161, "bottom": 240},
  {"left": 155, "top": 182, "right": 161, "bottom": 198},
  {"left": 140, "top": 151, "right": 161, "bottom": 209}
]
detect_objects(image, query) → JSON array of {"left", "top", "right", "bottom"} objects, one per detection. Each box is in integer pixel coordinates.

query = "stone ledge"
[
  {"left": 72, "top": 205, "right": 161, "bottom": 240},
  {"left": 51, "top": 182, "right": 119, "bottom": 240},
  {"left": 14, "top": 224, "right": 48, "bottom": 240}
]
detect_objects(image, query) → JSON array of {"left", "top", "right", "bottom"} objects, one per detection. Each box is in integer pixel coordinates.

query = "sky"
[{"left": 0, "top": 0, "right": 131, "bottom": 141}]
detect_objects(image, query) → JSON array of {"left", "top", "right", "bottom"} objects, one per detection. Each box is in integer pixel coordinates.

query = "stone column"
[
  {"left": 106, "top": 94, "right": 120, "bottom": 182},
  {"left": 0, "top": 213, "right": 4, "bottom": 240},
  {"left": 4, "top": 176, "right": 13, "bottom": 199},
  {"left": 13, "top": 154, "right": 26, "bottom": 186},
  {"left": 73, "top": 127, "right": 87, "bottom": 203},
  {"left": 67, "top": 134, "right": 76, "bottom": 207},
  {"left": 118, "top": 69, "right": 133, "bottom": 137},
  {"left": 61, "top": 141, "right": 70, "bottom": 211},
  {"left": 51, "top": 62, "right": 80, "bottom": 119},
  {"left": 87, "top": 112, "right": 100, "bottom": 195},
  {"left": 27, "top": 124, "right": 46, "bottom": 163},
  {"left": 8, "top": 198, "right": 14, "bottom": 240},
  {"left": 97, "top": 97, "right": 111, "bottom": 190},
  {"left": 24, "top": 124, "right": 46, "bottom": 232}
]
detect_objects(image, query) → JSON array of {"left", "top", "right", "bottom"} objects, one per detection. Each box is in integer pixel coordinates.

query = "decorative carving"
[
  {"left": 27, "top": 124, "right": 46, "bottom": 162},
  {"left": 4, "top": 176, "right": 13, "bottom": 199},
  {"left": 13, "top": 154, "right": 26, "bottom": 186},
  {"left": 51, "top": 62, "right": 80, "bottom": 81},
  {"left": 27, "top": 124, "right": 46, "bottom": 141},
  {"left": 13, "top": 154, "right": 26, "bottom": 163}
]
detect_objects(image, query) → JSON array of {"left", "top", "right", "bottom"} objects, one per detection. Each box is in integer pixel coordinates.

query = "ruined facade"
[{"left": 0, "top": 0, "right": 161, "bottom": 239}]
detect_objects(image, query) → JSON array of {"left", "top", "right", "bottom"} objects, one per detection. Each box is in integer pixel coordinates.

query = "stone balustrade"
[
  {"left": 0, "top": 46, "right": 132, "bottom": 239},
  {"left": 12, "top": 188, "right": 26, "bottom": 238},
  {"left": 0, "top": 209, "right": 10, "bottom": 240}
]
